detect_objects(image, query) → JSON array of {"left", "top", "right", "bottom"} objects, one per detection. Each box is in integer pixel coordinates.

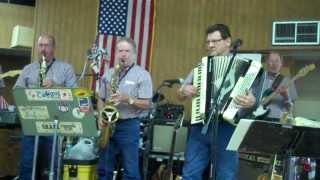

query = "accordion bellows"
[{"left": 191, "top": 55, "right": 262, "bottom": 125}]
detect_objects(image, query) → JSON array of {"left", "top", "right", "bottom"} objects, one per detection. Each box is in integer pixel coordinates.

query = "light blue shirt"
[
  {"left": 99, "top": 64, "right": 153, "bottom": 119},
  {"left": 261, "top": 72, "right": 298, "bottom": 119},
  {"left": 14, "top": 59, "right": 77, "bottom": 88}
]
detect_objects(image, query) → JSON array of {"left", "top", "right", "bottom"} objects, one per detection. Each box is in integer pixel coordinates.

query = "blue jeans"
[
  {"left": 19, "top": 135, "right": 57, "bottom": 180},
  {"left": 182, "top": 121, "right": 239, "bottom": 180},
  {"left": 98, "top": 118, "right": 141, "bottom": 180}
]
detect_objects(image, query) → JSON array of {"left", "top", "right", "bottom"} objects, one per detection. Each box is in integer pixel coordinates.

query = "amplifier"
[
  {"left": 154, "top": 104, "right": 184, "bottom": 122},
  {"left": 152, "top": 124, "right": 188, "bottom": 154}
]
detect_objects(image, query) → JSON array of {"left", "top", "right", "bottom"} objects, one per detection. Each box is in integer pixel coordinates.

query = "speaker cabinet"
[{"left": 152, "top": 124, "right": 188, "bottom": 154}]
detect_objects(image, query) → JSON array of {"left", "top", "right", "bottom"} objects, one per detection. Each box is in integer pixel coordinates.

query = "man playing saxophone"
[
  {"left": 14, "top": 34, "right": 77, "bottom": 179},
  {"left": 97, "top": 37, "right": 153, "bottom": 180}
]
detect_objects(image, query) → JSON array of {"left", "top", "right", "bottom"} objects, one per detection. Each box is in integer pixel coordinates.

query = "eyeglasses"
[{"left": 206, "top": 38, "right": 224, "bottom": 45}]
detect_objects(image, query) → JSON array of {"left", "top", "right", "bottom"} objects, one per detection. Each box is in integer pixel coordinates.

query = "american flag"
[{"left": 92, "top": 0, "right": 155, "bottom": 92}]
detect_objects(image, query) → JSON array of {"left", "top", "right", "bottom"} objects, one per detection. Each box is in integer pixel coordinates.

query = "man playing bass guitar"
[{"left": 254, "top": 52, "right": 298, "bottom": 121}]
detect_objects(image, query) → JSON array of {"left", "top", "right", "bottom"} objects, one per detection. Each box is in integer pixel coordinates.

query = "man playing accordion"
[{"left": 178, "top": 24, "right": 259, "bottom": 180}]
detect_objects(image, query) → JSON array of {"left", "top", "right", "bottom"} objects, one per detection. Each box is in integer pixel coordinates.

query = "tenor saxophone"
[{"left": 99, "top": 63, "right": 122, "bottom": 148}]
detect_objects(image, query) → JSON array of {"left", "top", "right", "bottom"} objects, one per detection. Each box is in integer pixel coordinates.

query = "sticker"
[
  {"left": 73, "top": 88, "right": 91, "bottom": 98},
  {"left": 72, "top": 107, "right": 85, "bottom": 119},
  {"left": 57, "top": 101, "right": 69, "bottom": 112},
  {"left": 58, "top": 105, "right": 69, "bottom": 112},
  {"left": 78, "top": 97, "right": 90, "bottom": 112},
  {"left": 18, "top": 106, "right": 50, "bottom": 119},
  {"left": 125, "top": 80, "right": 135, "bottom": 85},
  {"left": 25, "top": 89, "right": 73, "bottom": 101},
  {"left": 35, "top": 121, "right": 83, "bottom": 134}
]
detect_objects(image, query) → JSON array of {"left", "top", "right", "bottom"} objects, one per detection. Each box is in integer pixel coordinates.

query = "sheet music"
[
  {"left": 236, "top": 53, "right": 262, "bottom": 62},
  {"left": 226, "top": 119, "right": 254, "bottom": 151},
  {"left": 291, "top": 117, "right": 320, "bottom": 128}
]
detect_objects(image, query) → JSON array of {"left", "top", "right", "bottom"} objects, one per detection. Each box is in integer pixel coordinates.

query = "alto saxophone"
[
  {"left": 99, "top": 63, "right": 122, "bottom": 148},
  {"left": 39, "top": 56, "right": 47, "bottom": 87}
]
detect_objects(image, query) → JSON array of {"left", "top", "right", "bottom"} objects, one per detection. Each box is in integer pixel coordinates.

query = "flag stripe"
[
  {"left": 146, "top": 0, "right": 154, "bottom": 70},
  {"left": 126, "top": 0, "right": 133, "bottom": 36},
  {"left": 137, "top": 0, "right": 146, "bottom": 66},
  {"left": 130, "top": 0, "right": 138, "bottom": 38},
  {"left": 134, "top": 1, "right": 142, "bottom": 49},
  {"left": 141, "top": 0, "right": 151, "bottom": 68},
  {"left": 110, "top": 36, "right": 117, "bottom": 68}
]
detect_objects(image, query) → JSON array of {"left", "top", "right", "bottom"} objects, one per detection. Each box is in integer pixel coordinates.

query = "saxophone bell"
[
  {"left": 100, "top": 105, "right": 120, "bottom": 124},
  {"left": 99, "top": 102, "right": 120, "bottom": 148}
]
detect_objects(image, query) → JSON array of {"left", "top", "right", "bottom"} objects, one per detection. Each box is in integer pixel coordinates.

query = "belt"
[{"left": 118, "top": 117, "right": 139, "bottom": 121}]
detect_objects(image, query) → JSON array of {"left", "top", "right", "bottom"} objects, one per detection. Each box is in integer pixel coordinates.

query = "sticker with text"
[
  {"left": 35, "top": 121, "right": 83, "bottom": 134},
  {"left": 18, "top": 106, "right": 49, "bottom": 119},
  {"left": 25, "top": 89, "right": 73, "bottom": 101}
]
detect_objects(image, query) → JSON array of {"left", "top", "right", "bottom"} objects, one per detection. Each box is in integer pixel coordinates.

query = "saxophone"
[
  {"left": 99, "top": 63, "right": 122, "bottom": 148},
  {"left": 39, "top": 56, "right": 47, "bottom": 87}
]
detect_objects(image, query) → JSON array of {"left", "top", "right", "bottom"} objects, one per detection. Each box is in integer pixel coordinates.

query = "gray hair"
[{"left": 116, "top": 37, "right": 137, "bottom": 53}]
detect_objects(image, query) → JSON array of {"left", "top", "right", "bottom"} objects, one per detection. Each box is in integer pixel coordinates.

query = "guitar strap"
[{"left": 271, "top": 74, "right": 284, "bottom": 91}]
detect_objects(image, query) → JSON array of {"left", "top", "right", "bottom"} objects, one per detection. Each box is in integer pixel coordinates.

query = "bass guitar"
[{"left": 252, "top": 64, "right": 315, "bottom": 119}]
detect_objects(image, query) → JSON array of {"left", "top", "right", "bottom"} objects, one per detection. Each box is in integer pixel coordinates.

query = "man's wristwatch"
[{"left": 128, "top": 97, "right": 135, "bottom": 105}]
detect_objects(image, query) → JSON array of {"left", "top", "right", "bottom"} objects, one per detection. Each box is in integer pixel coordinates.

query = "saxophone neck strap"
[{"left": 119, "top": 63, "right": 134, "bottom": 83}]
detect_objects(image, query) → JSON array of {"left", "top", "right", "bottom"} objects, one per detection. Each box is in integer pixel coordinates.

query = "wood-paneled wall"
[
  {"left": 33, "top": 0, "right": 99, "bottom": 88},
  {"left": 29, "top": 0, "right": 320, "bottom": 116},
  {"left": 0, "top": 3, "right": 34, "bottom": 48},
  {"left": 31, "top": 0, "right": 320, "bottom": 84}
]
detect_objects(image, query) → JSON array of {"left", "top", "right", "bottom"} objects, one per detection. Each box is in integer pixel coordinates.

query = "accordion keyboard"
[{"left": 191, "top": 58, "right": 208, "bottom": 124}]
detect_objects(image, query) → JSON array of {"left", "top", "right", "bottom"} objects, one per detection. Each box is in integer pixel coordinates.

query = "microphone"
[
  {"left": 87, "top": 49, "right": 97, "bottom": 60},
  {"left": 163, "top": 78, "right": 184, "bottom": 87},
  {"left": 87, "top": 48, "right": 108, "bottom": 60},
  {"left": 231, "top": 38, "right": 243, "bottom": 50}
]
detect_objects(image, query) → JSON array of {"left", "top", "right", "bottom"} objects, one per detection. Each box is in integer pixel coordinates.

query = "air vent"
[
  {"left": 272, "top": 21, "right": 320, "bottom": 45},
  {"left": 0, "top": 0, "right": 35, "bottom": 6}
]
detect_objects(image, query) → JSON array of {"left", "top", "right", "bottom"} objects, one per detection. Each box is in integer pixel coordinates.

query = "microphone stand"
[
  {"left": 90, "top": 50, "right": 104, "bottom": 109},
  {"left": 142, "top": 84, "right": 165, "bottom": 180},
  {"left": 201, "top": 47, "right": 240, "bottom": 180}
]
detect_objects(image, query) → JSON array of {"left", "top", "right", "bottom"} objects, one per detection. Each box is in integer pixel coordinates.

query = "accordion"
[{"left": 191, "top": 55, "right": 262, "bottom": 125}]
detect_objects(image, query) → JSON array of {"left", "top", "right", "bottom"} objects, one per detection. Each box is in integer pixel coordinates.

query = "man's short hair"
[
  {"left": 116, "top": 37, "right": 137, "bottom": 53},
  {"left": 267, "top": 51, "right": 283, "bottom": 62},
  {"left": 38, "top": 34, "right": 56, "bottom": 47},
  {"left": 206, "top": 24, "right": 231, "bottom": 39}
]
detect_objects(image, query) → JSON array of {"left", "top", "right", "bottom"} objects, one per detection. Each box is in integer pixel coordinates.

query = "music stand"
[
  {"left": 227, "top": 119, "right": 320, "bottom": 179},
  {"left": 13, "top": 88, "right": 99, "bottom": 180}
]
